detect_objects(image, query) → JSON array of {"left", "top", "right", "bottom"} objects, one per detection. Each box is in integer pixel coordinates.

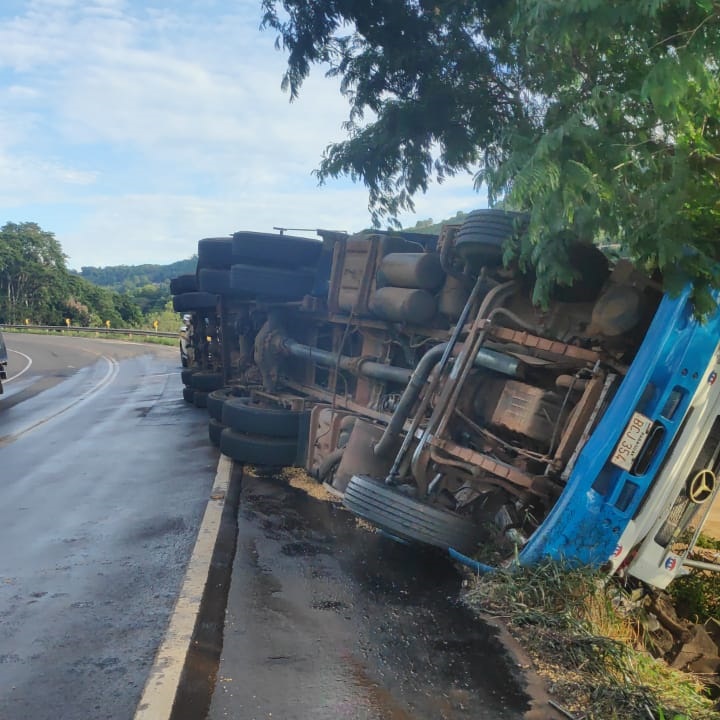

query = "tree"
[
  {"left": 261, "top": 0, "right": 525, "bottom": 221},
  {"left": 128, "top": 283, "right": 171, "bottom": 315},
  {"left": 0, "top": 222, "right": 68, "bottom": 323},
  {"left": 64, "top": 275, "right": 133, "bottom": 327},
  {"left": 491, "top": 1, "right": 720, "bottom": 312},
  {"left": 261, "top": 0, "right": 720, "bottom": 310},
  {"left": 0, "top": 222, "right": 146, "bottom": 326},
  {"left": 113, "top": 293, "right": 144, "bottom": 326}
]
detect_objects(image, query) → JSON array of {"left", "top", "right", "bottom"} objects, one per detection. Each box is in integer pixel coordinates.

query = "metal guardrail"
[{"left": 0, "top": 324, "right": 178, "bottom": 339}]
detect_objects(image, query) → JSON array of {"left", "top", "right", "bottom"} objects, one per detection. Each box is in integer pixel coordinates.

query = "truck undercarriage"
[{"left": 172, "top": 210, "right": 720, "bottom": 581}]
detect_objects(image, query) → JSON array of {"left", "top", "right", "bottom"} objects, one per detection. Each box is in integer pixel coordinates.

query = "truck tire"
[
  {"left": 182, "top": 386, "right": 194, "bottom": 404},
  {"left": 170, "top": 274, "right": 198, "bottom": 294},
  {"left": 220, "top": 429, "right": 298, "bottom": 466},
  {"left": 198, "top": 268, "right": 232, "bottom": 295},
  {"left": 207, "top": 388, "right": 234, "bottom": 422},
  {"left": 232, "top": 231, "right": 323, "bottom": 268},
  {"left": 455, "top": 209, "right": 527, "bottom": 267},
  {"left": 229, "top": 264, "right": 314, "bottom": 299},
  {"left": 172, "top": 292, "right": 218, "bottom": 312},
  {"left": 197, "top": 237, "right": 233, "bottom": 269},
  {"left": 222, "top": 397, "right": 305, "bottom": 437},
  {"left": 193, "top": 390, "right": 209, "bottom": 409},
  {"left": 208, "top": 418, "right": 224, "bottom": 447},
  {"left": 343, "top": 475, "right": 481, "bottom": 554},
  {"left": 181, "top": 368, "right": 196, "bottom": 386},
  {"left": 189, "top": 371, "right": 224, "bottom": 392}
]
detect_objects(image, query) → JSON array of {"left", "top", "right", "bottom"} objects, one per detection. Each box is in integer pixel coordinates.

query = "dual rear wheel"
[{"left": 219, "top": 397, "right": 308, "bottom": 466}]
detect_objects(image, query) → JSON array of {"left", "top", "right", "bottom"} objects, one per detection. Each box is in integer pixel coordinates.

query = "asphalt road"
[{"left": 0, "top": 333, "right": 218, "bottom": 720}]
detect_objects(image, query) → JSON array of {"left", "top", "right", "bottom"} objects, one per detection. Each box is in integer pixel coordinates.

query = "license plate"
[{"left": 611, "top": 412, "right": 653, "bottom": 471}]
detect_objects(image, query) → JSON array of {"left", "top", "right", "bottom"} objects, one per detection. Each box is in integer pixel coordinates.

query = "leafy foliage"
[
  {"left": 261, "top": 0, "right": 527, "bottom": 225},
  {"left": 487, "top": 0, "right": 720, "bottom": 310},
  {"left": 670, "top": 570, "right": 720, "bottom": 623},
  {"left": 261, "top": 0, "right": 720, "bottom": 308},
  {"left": 0, "top": 222, "right": 68, "bottom": 324},
  {"left": 669, "top": 537, "right": 720, "bottom": 624},
  {"left": 0, "top": 222, "right": 144, "bottom": 326}
]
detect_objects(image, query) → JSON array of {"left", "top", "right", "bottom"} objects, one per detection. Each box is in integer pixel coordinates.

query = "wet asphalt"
[
  {"left": 205, "top": 470, "right": 530, "bottom": 720},
  {"left": 0, "top": 334, "right": 218, "bottom": 720}
]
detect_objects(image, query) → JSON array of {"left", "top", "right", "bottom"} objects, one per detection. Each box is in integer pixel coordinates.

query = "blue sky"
[{"left": 0, "top": 0, "right": 483, "bottom": 270}]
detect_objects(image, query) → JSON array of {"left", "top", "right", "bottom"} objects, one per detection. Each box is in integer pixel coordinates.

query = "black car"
[{"left": 0, "top": 331, "right": 8, "bottom": 394}]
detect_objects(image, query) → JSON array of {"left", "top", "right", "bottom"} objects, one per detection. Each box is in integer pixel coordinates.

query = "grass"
[
  {"left": 668, "top": 533, "right": 720, "bottom": 624},
  {"left": 670, "top": 572, "right": 720, "bottom": 625},
  {"left": 697, "top": 535, "right": 720, "bottom": 551},
  {"left": 464, "top": 562, "right": 719, "bottom": 720}
]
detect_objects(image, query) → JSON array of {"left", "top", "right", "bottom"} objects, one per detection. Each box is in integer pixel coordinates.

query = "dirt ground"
[{"left": 704, "top": 499, "right": 720, "bottom": 540}]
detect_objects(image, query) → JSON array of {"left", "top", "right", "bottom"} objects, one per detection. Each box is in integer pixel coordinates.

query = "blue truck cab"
[{"left": 518, "top": 288, "right": 720, "bottom": 584}]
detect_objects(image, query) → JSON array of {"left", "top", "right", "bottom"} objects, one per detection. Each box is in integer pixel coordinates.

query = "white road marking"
[
  {"left": 0, "top": 355, "right": 120, "bottom": 443},
  {"left": 134, "top": 454, "right": 232, "bottom": 720},
  {"left": 5, "top": 349, "right": 33, "bottom": 383}
]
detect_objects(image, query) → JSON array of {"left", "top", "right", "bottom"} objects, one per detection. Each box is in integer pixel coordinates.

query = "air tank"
[
  {"left": 370, "top": 286, "right": 437, "bottom": 324},
  {"left": 377, "top": 253, "right": 445, "bottom": 291}
]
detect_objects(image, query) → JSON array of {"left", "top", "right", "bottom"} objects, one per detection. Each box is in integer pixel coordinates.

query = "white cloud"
[
  {"left": 0, "top": 0, "right": 483, "bottom": 268},
  {"left": 58, "top": 176, "right": 484, "bottom": 269},
  {"left": 60, "top": 187, "right": 374, "bottom": 268},
  {"left": 0, "top": 153, "right": 98, "bottom": 204},
  {"left": 7, "top": 84, "right": 39, "bottom": 99}
]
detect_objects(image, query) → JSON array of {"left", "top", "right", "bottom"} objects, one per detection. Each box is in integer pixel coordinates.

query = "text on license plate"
[{"left": 611, "top": 412, "right": 653, "bottom": 471}]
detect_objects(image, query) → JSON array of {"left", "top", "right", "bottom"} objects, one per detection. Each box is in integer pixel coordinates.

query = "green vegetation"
[
  {"left": 404, "top": 211, "right": 469, "bottom": 236},
  {"left": 1, "top": 325, "right": 178, "bottom": 347},
  {"left": 146, "top": 306, "right": 189, "bottom": 333},
  {"left": 0, "top": 221, "right": 192, "bottom": 329},
  {"left": 261, "top": 0, "right": 720, "bottom": 311},
  {"left": 77, "top": 257, "right": 197, "bottom": 316},
  {"left": 669, "top": 535, "right": 720, "bottom": 624},
  {"left": 0, "top": 222, "right": 140, "bottom": 327},
  {"left": 671, "top": 571, "right": 720, "bottom": 625},
  {"left": 465, "top": 562, "right": 718, "bottom": 720},
  {"left": 78, "top": 258, "right": 196, "bottom": 291}
]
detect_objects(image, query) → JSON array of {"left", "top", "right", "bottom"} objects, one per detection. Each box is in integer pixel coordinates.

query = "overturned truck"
[{"left": 172, "top": 210, "right": 720, "bottom": 589}]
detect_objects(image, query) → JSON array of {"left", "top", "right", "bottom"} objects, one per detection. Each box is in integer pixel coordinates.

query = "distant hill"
[{"left": 76, "top": 257, "right": 197, "bottom": 291}]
